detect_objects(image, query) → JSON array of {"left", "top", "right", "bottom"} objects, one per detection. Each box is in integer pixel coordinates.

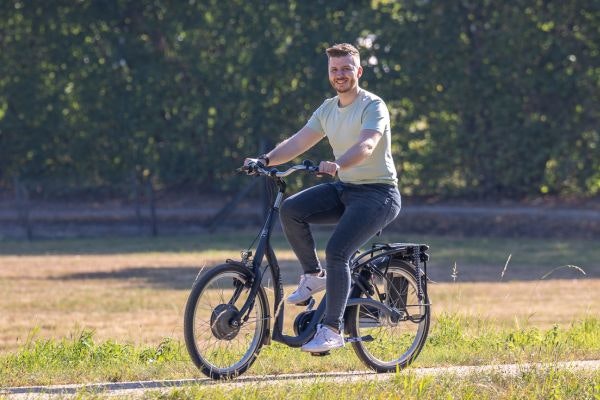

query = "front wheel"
[
  {"left": 184, "top": 263, "right": 270, "bottom": 379},
  {"left": 347, "top": 260, "right": 430, "bottom": 372}
]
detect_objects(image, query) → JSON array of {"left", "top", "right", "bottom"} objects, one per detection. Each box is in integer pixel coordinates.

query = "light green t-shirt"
[{"left": 306, "top": 89, "right": 398, "bottom": 186}]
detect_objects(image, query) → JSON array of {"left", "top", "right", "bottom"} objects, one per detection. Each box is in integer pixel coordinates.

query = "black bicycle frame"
[
  {"left": 244, "top": 177, "right": 326, "bottom": 347},
  {"left": 233, "top": 174, "right": 429, "bottom": 348}
]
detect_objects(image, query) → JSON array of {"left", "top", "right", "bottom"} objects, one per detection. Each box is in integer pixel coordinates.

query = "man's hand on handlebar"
[
  {"left": 240, "top": 158, "right": 265, "bottom": 175},
  {"left": 318, "top": 161, "right": 339, "bottom": 177},
  {"left": 239, "top": 159, "right": 335, "bottom": 178},
  {"left": 243, "top": 158, "right": 263, "bottom": 167}
]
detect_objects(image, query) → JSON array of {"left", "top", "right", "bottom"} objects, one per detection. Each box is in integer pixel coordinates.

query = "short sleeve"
[{"left": 361, "top": 100, "right": 389, "bottom": 134}]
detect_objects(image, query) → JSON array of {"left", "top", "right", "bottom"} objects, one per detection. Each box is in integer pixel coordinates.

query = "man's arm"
[
  {"left": 319, "top": 129, "right": 382, "bottom": 176},
  {"left": 253, "top": 126, "right": 324, "bottom": 166}
]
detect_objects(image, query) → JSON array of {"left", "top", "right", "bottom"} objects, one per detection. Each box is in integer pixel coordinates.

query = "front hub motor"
[{"left": 210, "top": 304, "right": 241, "bottom": 340}]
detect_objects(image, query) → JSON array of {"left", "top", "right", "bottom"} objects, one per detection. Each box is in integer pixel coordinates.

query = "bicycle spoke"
[
  {"left": 184, "top": 265, "right": 268, "bottom": 378},
  {"left": 348, "top": 260, "right": 430, "bottom": 372}
]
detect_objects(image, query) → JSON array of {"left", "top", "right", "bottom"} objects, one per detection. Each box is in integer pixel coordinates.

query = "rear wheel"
[
  {"left": 347, "top": 260, "right": 430, "bottom": 372},
  {"left": 184, "top": 263, "right": 269, "bottom": 379}
]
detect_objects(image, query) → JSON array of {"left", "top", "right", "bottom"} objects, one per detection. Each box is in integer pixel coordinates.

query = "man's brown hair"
[{"left": 326, "top": 43, "right": 360, "bottom": 61}]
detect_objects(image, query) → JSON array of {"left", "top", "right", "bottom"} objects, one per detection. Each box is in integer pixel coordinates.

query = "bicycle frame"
[
  {"left": 235, "top": 170, "right": 324, "bottom": 347},
  {"left": 232, "top": 162, "right": 430, "bottom": 348}
]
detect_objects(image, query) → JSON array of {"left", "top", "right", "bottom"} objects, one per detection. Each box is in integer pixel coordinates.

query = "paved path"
[{"left": 2, "top": 360, "right": 599, "bottom": 399}]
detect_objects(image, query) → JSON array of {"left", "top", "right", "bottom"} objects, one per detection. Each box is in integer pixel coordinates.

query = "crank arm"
[{"left": 345, "top": 335, "right": 374, "bottom": 343}]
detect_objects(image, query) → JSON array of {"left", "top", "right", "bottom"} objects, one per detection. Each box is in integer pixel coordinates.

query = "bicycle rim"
[
  {"left": 348, "top": 260, "right": 430, "bottom": 372},
  {"left": 184, "top": 264, "right": 268, "bottom": 379}
]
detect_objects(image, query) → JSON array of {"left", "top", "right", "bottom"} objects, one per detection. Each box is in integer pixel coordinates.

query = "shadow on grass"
[
  {"left": 51, "top": 265, "right": 302, "bottom": 290},
  {"left": 50, "top": 266, "right": 202, "bottom": 290},
  {"left": 48, "top": 263, "right": 594, "bottom": 292},
  {"left": 0, "top": 230, "right": 303, "bottom": 256},
  {"left": 3, "top": 231, "right": 597, "bottom": 283}
]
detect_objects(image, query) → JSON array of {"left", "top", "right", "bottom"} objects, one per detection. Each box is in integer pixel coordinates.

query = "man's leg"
[
  {"left": 321, "top": 184, "right": 401, "bottom": 332},
  {"left": 279, "top": 182, "right": 343, "bottom": 274}
]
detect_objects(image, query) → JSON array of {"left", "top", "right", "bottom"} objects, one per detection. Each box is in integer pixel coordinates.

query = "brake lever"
[
  {"left": 311, "top": 165, "right": 327, "bottom": 178},
  {"left": 243, "top": 160, "right": 272, "bottom": 176},
  {"left": 302, "top": 159, "right": 323, "bottom": 176},
  {"left": 237, "top": 163, "right": 259, "bottom": 176}
]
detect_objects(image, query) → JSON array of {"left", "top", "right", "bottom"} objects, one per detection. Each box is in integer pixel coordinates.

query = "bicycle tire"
[
  {"left": 346, "top": 259, "right": 430, "bottom": 372},
  {"left": 184, "top": 263, "right": 270, "bottom": 379}
]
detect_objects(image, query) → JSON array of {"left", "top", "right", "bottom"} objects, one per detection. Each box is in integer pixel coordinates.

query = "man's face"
[{"left": 328, "top": 55, "right": 363, "bottom": 94}]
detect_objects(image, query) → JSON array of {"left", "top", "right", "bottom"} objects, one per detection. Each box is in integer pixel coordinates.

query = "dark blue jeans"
[{"left": 279, "top": 181, "right": 401, "bottom": 332}]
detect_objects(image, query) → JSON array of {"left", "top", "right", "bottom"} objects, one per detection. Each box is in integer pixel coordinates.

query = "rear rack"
[
  {"left": 372, "top": 242, "right": 429, "bottom": 262},
  {"left": 352, "top": 243, "right": 429, "bottom": 267},
  {"left": 351, "top": 242, "right": 431, "bottom": 302}
]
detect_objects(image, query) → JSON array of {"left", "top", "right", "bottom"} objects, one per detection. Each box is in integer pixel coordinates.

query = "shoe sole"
[
  {"left": 286, "top": 297, "right": 311, "bottom": 305},
  {"left": 286, "top": 288, "right": 326, "bottom": 305},
  {"left": 301, "top": 344, "right": 344, "bottom": 353}
]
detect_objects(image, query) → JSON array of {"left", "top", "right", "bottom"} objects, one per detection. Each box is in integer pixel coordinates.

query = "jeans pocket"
[{"left": 382, "top": 194, "right": 401, "bottom": 227}]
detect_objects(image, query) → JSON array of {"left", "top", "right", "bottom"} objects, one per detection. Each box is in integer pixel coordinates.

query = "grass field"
[
  {"left": 149, "top": 369, "right": 600, "bottom": 400},
  {"left": 0, "top": 230, "right": 599, "bottom": 393}
]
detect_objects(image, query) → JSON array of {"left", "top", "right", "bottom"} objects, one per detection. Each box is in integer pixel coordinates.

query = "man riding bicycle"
[{"left": 245, "top": 43, "right": 400, "bottom": 353}]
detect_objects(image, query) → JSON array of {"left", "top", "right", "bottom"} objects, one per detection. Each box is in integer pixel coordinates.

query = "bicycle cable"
[{"left": 245, "top": 177, "right": 276, "bottom": 253}]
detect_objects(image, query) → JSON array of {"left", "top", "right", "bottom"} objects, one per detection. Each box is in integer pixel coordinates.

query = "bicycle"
[{"left": 184, "top": 160, "right": 431, "bottom": 380}]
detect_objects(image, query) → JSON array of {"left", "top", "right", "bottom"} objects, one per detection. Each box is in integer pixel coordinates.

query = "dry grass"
[
  {"left": 434, "top": 280, "right": 598, "bottom": 327},
  {"left": 0, "top": 253, "right": 189, "bottom": 352},
  {"left": 1, "top": 243, "right": 598, "bottom": 353}
]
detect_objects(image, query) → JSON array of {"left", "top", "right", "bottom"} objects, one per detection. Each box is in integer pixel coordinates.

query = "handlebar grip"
[{"left": 239, "top": 160, "right": 321, "bottom": 177}]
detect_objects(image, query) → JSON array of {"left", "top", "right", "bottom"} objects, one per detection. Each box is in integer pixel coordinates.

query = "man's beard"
[{"left": 330, "top": 78, "right": 355, "bottom": 94}]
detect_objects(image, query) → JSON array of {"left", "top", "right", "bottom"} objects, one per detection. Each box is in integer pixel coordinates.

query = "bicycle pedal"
[
  {"left": 293, "top": 297, "right": 313, "bottom": 307},
  {"left": 310, "top": 351, "right": 330, "bottom": 357},
  {"left": 345, "top": 335, "right": 374, "bottom": 343}
]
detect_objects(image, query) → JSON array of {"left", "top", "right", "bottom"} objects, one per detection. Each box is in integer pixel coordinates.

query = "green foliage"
[
  {"left": 427, "top": 312, "right": 465, "bottom": 347},
  {"left": 423, "top": 315, "right": 600, "bottom": 366},
  {"left": 1, "top": 318, "right": 598, "bottom": 387},
  {"left": 0, "top": 1, "right": 598, "bottom": 198},
  {"left": 370, "top": 1, "right": 600, "bottom": 197},
  {"left": 168, "top": 370, "right": 599, "bottom": 400},
  {"left": 0, "top": 330, "right": 185, "bottom": 386},
  {"left": 139, "top": 338, "right": 183, "bottom": 364}
]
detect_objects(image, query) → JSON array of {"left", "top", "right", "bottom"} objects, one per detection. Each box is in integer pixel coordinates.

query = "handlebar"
[{"left": 239, "top": 159, "right": 320, "bottom": 178}]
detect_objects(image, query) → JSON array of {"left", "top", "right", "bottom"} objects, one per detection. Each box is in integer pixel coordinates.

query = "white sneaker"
[
  {"left": 286, "top": 272, "right": 326, "bottom": 304},
  {"left": 301, "top": 324, "right": 345, "bottom": 353}
]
